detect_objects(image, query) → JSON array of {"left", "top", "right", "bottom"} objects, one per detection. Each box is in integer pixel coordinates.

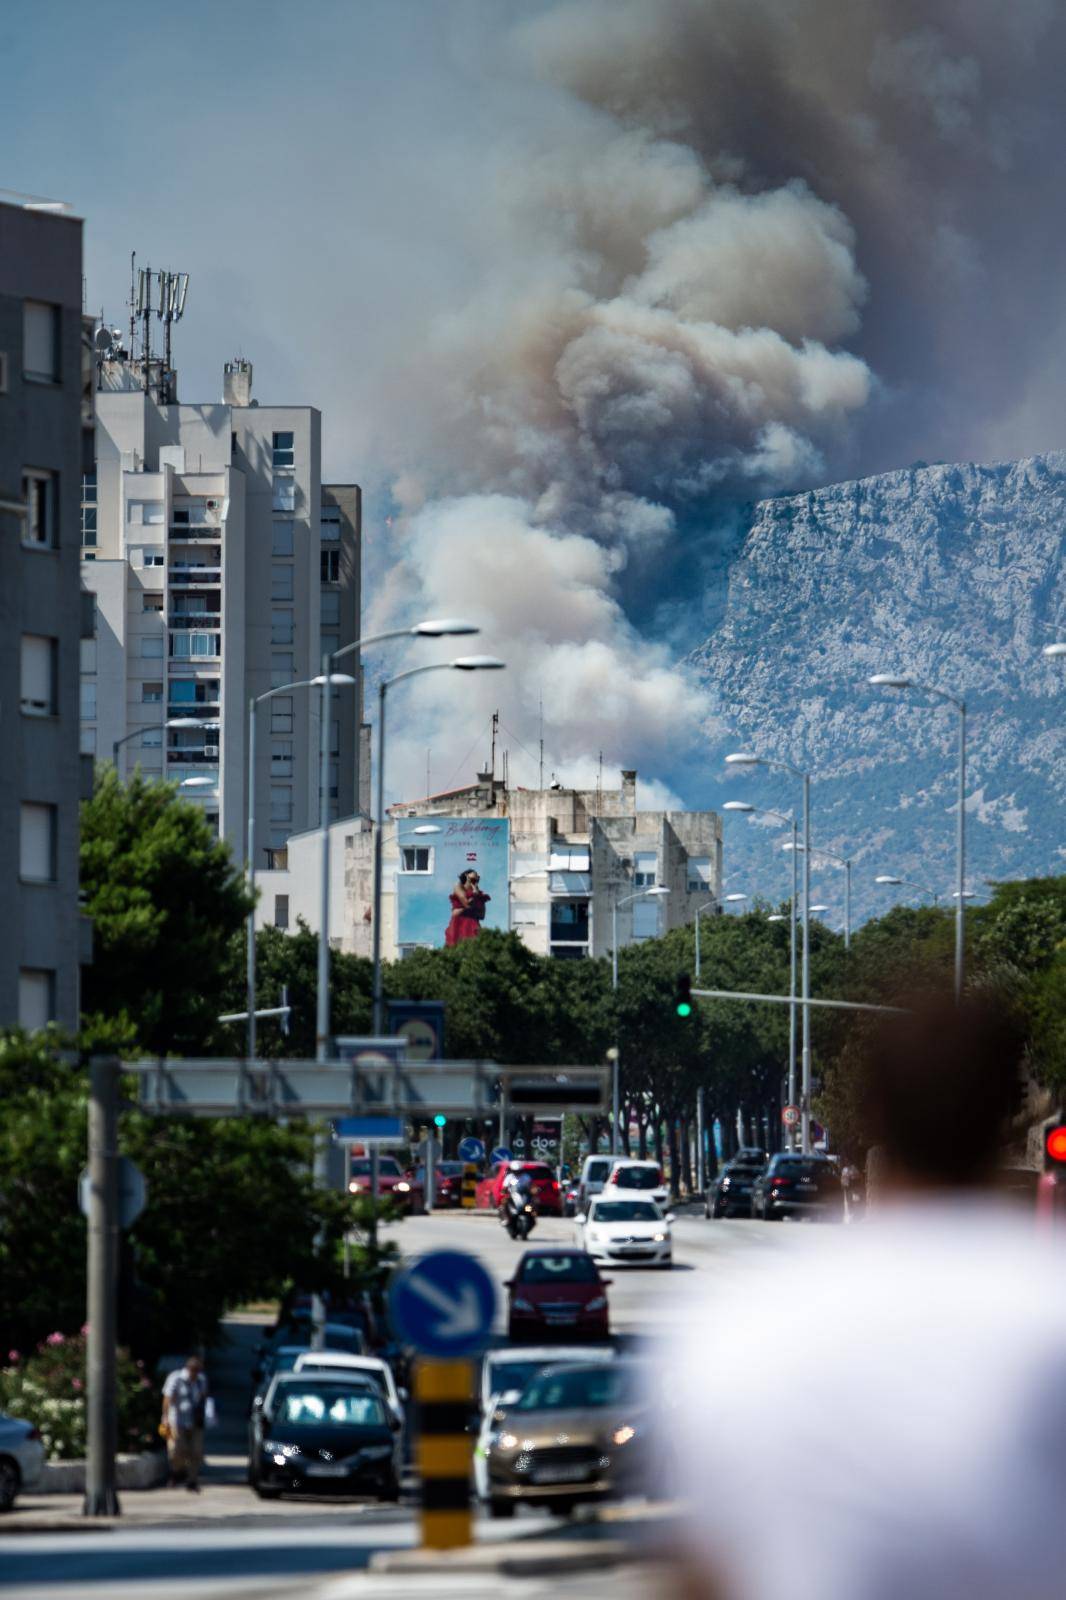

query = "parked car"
[
  {"left": 576, "top": 1197, "right": 673, "bottom": 1267},
  {"left": 413, "top": 1159, "right": 466, "bottom": 1207},
  {"left": 483, "top": 1360, "right": 647, "bottom": 1517},
  {"left": 506, "top": 1248, "right": 611, "bottom": 1340},
  {"left": 477, "top": 1161, "right": 563, "bottom": 1217},
  {"left": 0, "top": 1412, "right": 45, "bottom": 1512},
  {"left": 346, "top": 1156, "right": 424, "bottom": 1213},
  {"left": 293, "top": 1351, "right": 408, "bottom": 1432},
  {"left": 705, "top": 1153, "right": 767, "bottom": 1219},
  {"left": 751, "top": 1154, "right": 844, "bottom": 1221},
  {"left": 248, "top": 1373, "right": 400, "bottom": 1500},
  {"left": 474, "top": 1345, "right": 616, "bottom": 1500},
  {"left": 599, "top": 1160, "right": 669, "bottom": 1209},
  {"left": 576, "top": 1155, "right": 613, "bottom": 1213},
  {"left": 251, "top": 1323, "right": 367, "bottom": 1405}
]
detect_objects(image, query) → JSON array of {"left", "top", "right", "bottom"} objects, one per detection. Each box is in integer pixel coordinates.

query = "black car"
[
  {"left": 249, "top": 1374, "right": 400, "bottom": 1500},
  {"left": 704, "top": 1151, "right": 768, "bottom": 1218},
  {"left": 751, "top": 1154, "right": 843, "bottom": 1221}
]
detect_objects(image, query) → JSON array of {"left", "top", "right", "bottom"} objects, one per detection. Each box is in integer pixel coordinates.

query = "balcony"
[
  {"left": 169, "top": 566, "right": 221, "bottom": 584},
  {"left": 167, "top": 746, "right": 220, "bottom": 764},
  {"left": 169, "top": 523, "right": 221, "bottom": 540}
]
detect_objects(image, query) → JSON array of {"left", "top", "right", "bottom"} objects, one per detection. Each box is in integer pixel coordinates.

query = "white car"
[
  {"left": 293, "top": 1352, "right": 407, "bottom": 1432},
  {"left": 575, "top": 1196, "right": 674, "bottom": 1268},
  {"left": 599, "top": 1159, "right": 670, "bottom": 1209},
  {"left": 0, "top": 1412, "right": 46, "bottom": 1511},
  {"left": 474, "top": 1346, "right": 615, "bottom": 1500}
]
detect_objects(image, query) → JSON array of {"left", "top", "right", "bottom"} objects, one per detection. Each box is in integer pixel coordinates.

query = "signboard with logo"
[
  {"left": 397, "top": 817, "right": 510, "bottom": 951},
  {"left": 387, "top": 999, "right": 445, "bottom": 1061},
  {"left": 511, "top": 1118, "right": 562, "bottom": 1168}
]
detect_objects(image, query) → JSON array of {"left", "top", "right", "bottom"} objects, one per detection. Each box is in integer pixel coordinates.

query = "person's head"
[
  {"left": 460, "top": 870, "right": 480, "bottom": 889},
  {"left": 859, "top": 990, "right": 1023, "bottom": 1191},
  {"left": 185, "top": 1355, "right": 203, "bottom": 1377}
]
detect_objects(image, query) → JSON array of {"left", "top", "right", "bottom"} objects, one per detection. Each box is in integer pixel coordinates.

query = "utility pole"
[{"left": 84, "top": 1058, "right": 120, "bottom": 1517}]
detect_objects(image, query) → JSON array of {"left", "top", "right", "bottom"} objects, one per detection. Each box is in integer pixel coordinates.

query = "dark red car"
[
  {"left": 478, "top": 1161, "right": 563, "bottom": 1217},
  {"left": 347, "top": 1155, "right": 424, "bottom": 1213},
  {"left": 505, "top": 1248, "right": 611, "bottom": 1340},
  {"left": 412, "top": 1160, "right": 466, "bottom": 1208}
]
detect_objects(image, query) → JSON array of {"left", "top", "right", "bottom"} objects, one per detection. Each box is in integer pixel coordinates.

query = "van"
[{"left": 577, "top": 1154, "right": 613, "bottom": 1212}]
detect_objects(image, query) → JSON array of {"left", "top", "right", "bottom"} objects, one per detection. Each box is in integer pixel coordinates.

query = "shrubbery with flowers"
[{"left": 0, "top": 1329, "right": 159, "bottom": 1461}]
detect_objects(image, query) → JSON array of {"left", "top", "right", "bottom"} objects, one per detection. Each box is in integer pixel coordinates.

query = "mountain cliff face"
[{"left": 686, "top": 456, "right": 1066, "bottom": 925}]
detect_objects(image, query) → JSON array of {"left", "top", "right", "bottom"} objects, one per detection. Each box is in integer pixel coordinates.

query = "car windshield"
[
  {"left": 350, "top": 1158, "right": 401, "bottom": 1177},
  {"left": 773, "top": 1159, "right": 834, "bottom": 1180},
  {"left": 610, "top": 1167, "right": 661, "bottom": 1190},
  {"left": 590, "top": 1201, "right": 660, "bottom": 1222},
  {"left": 518, "top": 1253, "right": 600, "bottom": 1284},
  {"left": 515, "top": 1365, "right": 638, "bottom": 1412},
  {"left": 585, "top": 1160, "right": 611, "bottom": 1182},
  {"left": 527, "top": 1166, "right": 554, "bottom": 1181},
  {"left": 486, "top": 1360, "right": 550, "bottom": 1398},
  {"left": 273, "top": 1388, "right": 387, "bottom": 1427}
]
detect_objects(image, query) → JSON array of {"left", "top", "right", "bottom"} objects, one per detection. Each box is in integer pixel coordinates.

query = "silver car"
[{"left": 0, "top": 1412, "right": 46, "bottom": 1510}]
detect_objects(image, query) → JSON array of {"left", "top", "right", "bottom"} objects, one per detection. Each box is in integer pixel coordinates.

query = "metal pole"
[
  {"left": 84, "top": 1058, "right": 120, "bottom": 1517},
  {"left": 610, "top": 900, "right": 620, "bottom": 1157},
  {"left": 316, "top": 653, "right": 332, "bottom": 1061},
  {"left": 695, "top": 902, "right": 701, "bottom": 979},
  {"left": 955, "top": 701, "right": 966, "bottom": 1004},
  {"left": 801, "top": 772, "right": 812, "bottom": 1155},
  {"left": 611, "top": 899, "right": 618, "bottom": 992},
  {"left": 246, "top": 697, "right": 257, "bottom": 1061},
  {"left": 844, "top": 859, "right": 851, "bottom": 953},
  {"left": 426, "top": 1135, "right": 436, "bottom": 1215},
  {"left": 498, "top": 1080, "right": 507, "bottom": 1149},
  {"left": 696, "top": 1086, "right": 705, "bottom": 1193},
  {"left": 372, "top": 680, "right": 387, "bottom": 1036},
  {"left": 788, "top": 818, "right": 797, "bottom": 1149},
  {"left": 611, "top": 1054, "right": 620, "bottom": 1156},
  {"left": 342, "top": 1144, "right": 351, "bottom": 1278}
]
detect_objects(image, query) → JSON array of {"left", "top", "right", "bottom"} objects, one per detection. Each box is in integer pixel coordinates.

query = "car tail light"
[
  {"left": 773, "top": 1178, "right": 793, "bottom": 1188},
  {"left": 26, "top": 1426, "right": 42, "bottom": 1442}
]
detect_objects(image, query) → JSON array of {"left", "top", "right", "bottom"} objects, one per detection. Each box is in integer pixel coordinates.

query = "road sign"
[
  {"left": 782, "top": 1105, "right": 800, "bottom": 1128},
  {"left": 490, "top": 1146, "right": 512, "bottom": 1166},
  {"left": 333, "top": 1116, "right": 405, "bottom": 1145},
  {"left": 389, "top": 1250, "right": 496, "bottom": 1358},
  {"left": 457, "top": 1135, "right": 484, "bottom": 1164},
  {"left": 79, "top": 1157, "right": 146, "bottom": 1230}
]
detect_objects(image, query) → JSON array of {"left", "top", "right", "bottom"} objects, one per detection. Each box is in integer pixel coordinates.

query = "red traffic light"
[{"left": 1046, "top": 1126, "right": 1066, "bottom": 1165}]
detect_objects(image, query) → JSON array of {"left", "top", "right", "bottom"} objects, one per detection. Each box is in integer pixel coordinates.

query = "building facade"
[
  {"left": 0, "top": 198, "right": 93, "bottom": 1029},
  {"left": 80, "top": 354, "right": 364, "bottom": 861}
]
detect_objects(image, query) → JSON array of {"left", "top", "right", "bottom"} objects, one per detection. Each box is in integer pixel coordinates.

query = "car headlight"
[
  {"left": 498, "top": 1432, "right": 519, "bottom": 1450},
  {"left": 586, "top": 1229, "right": 602, "bottom": 1242},
  {"left": 360, "top": 1444, "right": 393, "bottom": 1460},
  {"left": 263, "top": 1441, "right": 300, "bottom": 1457},
  {"left": 653, "top": 1232, "right": 667, "bottom": 1242},
  {"left": 586, "top": 1296, "right": 607, "bottom": 1311},
  {"left": 512, "top": 1297, "right": 535, "bottom": 1312},
  {"left": 720, "top": 1177, "right": 731, "bottom": 1188},
  {"left": 612, "top": 1424, "right": 635, "bottom": 1446},
  {"left": 395, "top": 1182, "right": 411, "bottom": 1193}
]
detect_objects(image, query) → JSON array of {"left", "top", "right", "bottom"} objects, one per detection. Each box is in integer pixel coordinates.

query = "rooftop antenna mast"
[
  {"left": 128, "top": 252, "right": 137, "bottom": 365},
  {"left": 490, "top": 710, "right": 499, "bottom": 782},
  {"left": 538, "top": 692, "right": 544, "bottom": 789},
  {"left": 159, "top": 270, "right": 189, "bottom": 404},
  {"left": 137, "top": 265, "right": 151, "bottom": 393}
]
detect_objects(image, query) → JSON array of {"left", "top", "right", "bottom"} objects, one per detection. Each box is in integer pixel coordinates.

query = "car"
[
  {"left": 506, "top": 1248, "right": 611, "bottom": 1340},
  {"left": 346, "top": 1155, "right": 424, "bottom": 1213},
  {"left": 599, "top": 1160, "right": 669, "bottom": 1209},
  {"left": 484, "top": 1360, "right": 647, "bottom": 1518},
  {"left": 576, "top": 1155, "right": 613, "bottom": 1213},
  {"left": 576, "top": 1196, "right": 673, "bottom": 1267},
  {"left": 477, "top": 1161, "right": 563, "bottom": 1217},
  {"left": 248, "top": 1373, "right": 400, "bottom": 1500},
  {"left": 413, "top": 1160, "right": 466, "bottom": 1207},
  {"left": 705, "top": 1153, "right": 768, "bottom": 1218},
  {"left": 293, "top": 1351, "right": 408, "bottom": 1431},
  {"left": 474, "top": 1345, "right": 615, "bottom": 1500},
  {"left": 751, "top": 1153, "right": 844, "bottom": 1221},
  {"left": 251, "top": 1325, "right": 367, "bottom": 1403},
  {"left": 0, "top": 1412, "right": 45, "bottom": 1512}
]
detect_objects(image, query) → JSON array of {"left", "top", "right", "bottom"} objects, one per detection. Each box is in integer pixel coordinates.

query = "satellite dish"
[{"left": 94, "top": 325, "right": 114, "bottom": 356}]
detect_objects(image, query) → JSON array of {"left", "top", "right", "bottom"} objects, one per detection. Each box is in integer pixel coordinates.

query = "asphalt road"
[{"left": 2, "top": 1207, "right": 823, "bottom": 1599}]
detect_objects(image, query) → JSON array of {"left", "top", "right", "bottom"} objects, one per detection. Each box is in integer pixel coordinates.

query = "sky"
[{"left": 6, "top": 0, "right": 1066, "bottom": 819}]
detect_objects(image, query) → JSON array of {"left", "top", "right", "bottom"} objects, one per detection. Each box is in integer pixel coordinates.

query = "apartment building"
[
  {"left": 0, "top": 197, "right": 93, "bottom": 1029},
  {"left": 80, "top": 353, "right": 363, "bottom": 859}
]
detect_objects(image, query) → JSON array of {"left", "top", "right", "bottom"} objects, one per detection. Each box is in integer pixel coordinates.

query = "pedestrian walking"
[{"left": 161, "top": 1355, "right": 210, "bottom": 1492}]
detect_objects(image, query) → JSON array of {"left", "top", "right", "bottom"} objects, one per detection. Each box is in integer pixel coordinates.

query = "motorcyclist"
[{"left": 500, "top": 1164, "right": 535, "bottom": 1235}]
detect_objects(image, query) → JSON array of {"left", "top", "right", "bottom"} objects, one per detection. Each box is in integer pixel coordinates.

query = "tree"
[
  {"left": 80, "top": 770, "right": 253, "bottom": 1054},
  {"left": 217, "top": 922, "right": 374, "bottom": 1057}
]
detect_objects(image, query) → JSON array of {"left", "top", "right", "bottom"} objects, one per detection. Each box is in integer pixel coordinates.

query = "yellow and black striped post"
[
  {"left": 461, "top": 1162, "right": 478, "bottom": 1208},
  {"left": 415, "top": 1357, "right": 474, "bottom": 1548}
]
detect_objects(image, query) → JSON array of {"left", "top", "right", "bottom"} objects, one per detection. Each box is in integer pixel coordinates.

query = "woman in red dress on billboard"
[{"left": 445, "top": 870, "right": 490, "bottom": 946}]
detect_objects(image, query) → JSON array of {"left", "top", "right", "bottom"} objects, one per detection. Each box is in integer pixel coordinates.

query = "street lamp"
[
  {"left": 783, "top": 841, "right": 853, "bottom": 950},
  {"left": 609, "top": 885, "right": 670, "bottom": 1156},
  {"left": 874, "top": 874, "right": 940, "bottom": 906},
  {"left": 809, "top": 903, "right": 830, "bottom": 914},
  {"left": 371, "top": 656, "right": 506, "bottom": 1035},
  {"left": 724, "top": 892, "right": 748, "bottom": 908},
  {"left": 113, "top": 716, "right": 218, "bottom": 770},
  {"left": 1044, "top": 643, "right": 1066, "bottom": 658},
  {"left": 726, "top": 749, "right": 814, "bottom": 1152},
  {"left": 867, "top": 672, "right": 967, "bottom": 1002}
]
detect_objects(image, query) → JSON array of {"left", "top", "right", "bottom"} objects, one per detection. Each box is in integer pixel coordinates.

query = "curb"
[
  {"left": 37, "top": 1449, "right": 167, "bottom": 1494},
  {"left": 369, "top": 1536, "right": 644, "bottom": 1576}
]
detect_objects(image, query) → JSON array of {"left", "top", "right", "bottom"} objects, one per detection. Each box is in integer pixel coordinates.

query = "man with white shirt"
[{"left": 162, "top": 1355, "right": 210, "bottom": 1492}]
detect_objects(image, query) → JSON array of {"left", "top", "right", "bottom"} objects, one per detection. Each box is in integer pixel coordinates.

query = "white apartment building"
[{"left": 80, "top": 353, "right": 364, "bottom": 860}]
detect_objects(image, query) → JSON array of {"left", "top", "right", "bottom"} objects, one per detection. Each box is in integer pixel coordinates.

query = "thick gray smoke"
[{"left": 370, "top": 0, "right": 1066, "bottom": 803}]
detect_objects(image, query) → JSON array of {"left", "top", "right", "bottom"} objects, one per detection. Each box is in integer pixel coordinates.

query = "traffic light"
[
  {"left": 433, "top": 1114, "right": 447, "bottom": 1130},
  {"left": 1045, "top": 1122, "right": 1066, "bottom": 1170},
  {"left": 675, "top": 973, "right": 693, "bottom": 1018}
]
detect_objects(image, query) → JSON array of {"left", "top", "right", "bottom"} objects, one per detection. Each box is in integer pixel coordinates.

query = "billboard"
[{"left": 396, "top": 817, "right": 510, "bottom": 950}]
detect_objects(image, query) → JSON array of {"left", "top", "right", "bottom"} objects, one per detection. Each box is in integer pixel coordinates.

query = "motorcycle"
[{"left": 500, "top": 1192, "right": 538, "bottom": 1240}]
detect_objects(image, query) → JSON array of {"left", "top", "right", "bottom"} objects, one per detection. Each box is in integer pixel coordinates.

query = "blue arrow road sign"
[
  {"left": 458, "top": 1135, "right": 485, "bottom": 1163},
  {"left": 490, "top": 1146, "right": 513, "bottom": 1166},
  {"left": 389, "top": 1250, "right": 496, "bottom": 1358}
]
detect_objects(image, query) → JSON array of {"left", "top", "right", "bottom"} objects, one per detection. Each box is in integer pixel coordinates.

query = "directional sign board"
[
  {"left": 333, "top": 1116, "right": 405, "bottom": 1145},
  {"left": 457, "top": 1136, "right": 485, "bottom": 1164},
  {"left": 490, "top": 1146, "right": 513, "bottom": 1166},
  {"left": 389, "top": 1250, "right": 496, "bottom": 1358},
  {"left": 79, "top": 1158, "right": 147, "bottom": 1230}
]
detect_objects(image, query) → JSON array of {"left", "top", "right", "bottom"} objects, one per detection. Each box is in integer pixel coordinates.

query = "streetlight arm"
[
  {"left": 253, "top": 676, "right": 322, "bottom": 707},
  {"left": 332, "top": 627, "right": 419, "bottom": 664},
  {"left": 381, "top": 661, "right": 460, "bottom": 693}
]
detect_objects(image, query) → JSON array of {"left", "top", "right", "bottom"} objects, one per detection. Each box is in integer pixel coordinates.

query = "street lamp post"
[
  {"left": 113, "top": 716, "right": 218, "bottom": 772},
  {"left": 371, "top": 656, "right": 505, "bottom": 1037},
  {"left": 868, "top": 674, "right": 967, "bottom": 1002},
  {"left": 874, "top": 873, "right": 940, "bottom": 906},
  {"left": 610, "top": 886, "right": 670, "bottom": 1155},
  {"left": 783, "top": 841, "right": 852, "bottom": 950},
  {"left": 726, "top": 751, "right": 813, "bottom": 1152}
]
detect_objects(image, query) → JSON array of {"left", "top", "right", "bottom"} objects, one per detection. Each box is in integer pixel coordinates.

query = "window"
[
  {"left": 632, "top": 897, "right": 660, "bottom": 941},
  {"left": 80, "top": 726, "right": 97, "bottom": 755},
  {"left": 19, "top": 969, "right": 55, "bottom": 1031},
  {"left": 320, "top": 590, "right": 340, "bottom": 626},
  {"left": 81, "top": 470, "right": 97, "bottom": 547},
  {"left": 80, "top": 682, "right": 97, "bottom": 720},
  {"left": 687, "top": 855, "right": 712, "bottom": 890},
  {"left": 320, "top": 507, "right": 341, "bottom": 541},
  {"left": 23, "top": 301, "right": 59, "bottom": 382},
  {"left": 271, "top": 651, "right": 293, "bottom": 687},
  {"left": 401, "top": 847, "right": 434, "bottom": 874},
  {"left": 132, "top": 547, "right": 165, "bottom": 568},
  {"left": 272, "top": 520, "right": 294, "bottom": 556},
  {"left": 271, "top": 431, "right": 294, "bottom": 469},
  {"left": 274, "top": 894, "right": 290, "bottom": 930},
  {"left": 171, "top": 507, "right": 190, "bottom": 526},
  {"left": 141, "top": 635, "right": 164, "bottom": 658},
  {"left": 23, "top": 470, "right": 57, "bottom": 547},
  {"left": 321, "top": 549, "right": 340, "bottom": 583},
  {"left": 142, "top": 682, "right": 164, "bottom": 703},
  {"left": 20, "top": 634, "right": 57, "bottom": 716},
  {"left": 270, "top": 696, "right": 293, "bottom": 733},
  {"left": 126, "top": 499, "right": 164, "bottom": 526},
  {"left": 321, "top": 631, "right": 339, "bottom": 657},
  {"left": 272, "top": 476, "right": 295, "bottom": 512},
  {"left": 270, "top": 787, "right": 293, "bottom": 824},
  {"left": 20, "top": 802, "right": 57, "bottom": 882},
  {"left": 80, "top": 638, "right": 97, "bottom": 673},
  {"left": 271, "top": 608, "right": 293, "bottom": 644},
  {"left": 634, "top": 851, "right": 657, "bottom": 888},
  {"left": 143, "top": 595, "right": 164, "bottom": 613},
  {"left": 141, "top": 728, "right": 162, "bottom": 748},
  {"left": 271, "top": 740, "right": 293, "bottom": 776},
  {"left": 271, "top": 563, "right": 293, "bottom": 601},
  {"left": 550, "top": 899, "right": 590, "bottom": 944},
  {"left": 170, "top": 632, "right": 220, "bottom": 658}
]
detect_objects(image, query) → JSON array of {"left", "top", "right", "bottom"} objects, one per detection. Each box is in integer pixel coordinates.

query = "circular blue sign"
[
  {"left": 457, "top": 1136, "right": 485, "bottom": 1163},
  {"left": 490, "top": 1146, "right": 513, "bottom": 1166},
  {"left": 389, "top": 1249, "right": 497, "bottom": 1357}
]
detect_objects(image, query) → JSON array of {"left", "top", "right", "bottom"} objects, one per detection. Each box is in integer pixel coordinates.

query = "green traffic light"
[
  {"left": 676, "top": 1002, "right": 692, "bottom": 1018},
  {"left": 433, "top": 1114, "right": 447, "bottom": 1128}
]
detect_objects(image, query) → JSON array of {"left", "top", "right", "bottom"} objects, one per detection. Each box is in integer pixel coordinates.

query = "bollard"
[
  {"left": 415, "top": 1358, "right": 474, "bottom": 1548},
  {"left": 461, "top": 1162, "right": 477, "bottom": 1208}
]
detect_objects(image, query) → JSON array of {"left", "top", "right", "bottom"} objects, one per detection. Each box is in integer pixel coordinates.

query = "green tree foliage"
[
  {"left": 80, "top": 770, "right": 253, "bottom": 1054},
  {"left": 219, "top": 922, "right": 373, "bottom": 1058}
]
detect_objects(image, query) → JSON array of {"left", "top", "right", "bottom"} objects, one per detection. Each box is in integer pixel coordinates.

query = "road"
[{"left": 2, "top": 1207, "right": 823, "bottom": 1599}]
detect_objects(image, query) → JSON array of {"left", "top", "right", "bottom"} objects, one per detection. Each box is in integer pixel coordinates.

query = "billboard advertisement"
[{"left": 397, "top": 817, "right": 510, "bottom": 950}]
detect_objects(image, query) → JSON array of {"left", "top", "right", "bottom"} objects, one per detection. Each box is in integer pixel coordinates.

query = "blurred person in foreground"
[{"left": 667, "top": 993, "right": 1066, "bottom": 1600}]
